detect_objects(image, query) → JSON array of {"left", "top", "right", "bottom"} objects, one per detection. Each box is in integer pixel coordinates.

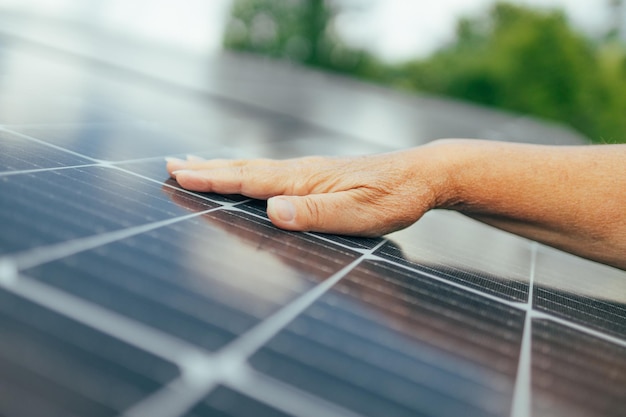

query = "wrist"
[{"left": 419, "top": 139, "right": 476, "bottom": 210}]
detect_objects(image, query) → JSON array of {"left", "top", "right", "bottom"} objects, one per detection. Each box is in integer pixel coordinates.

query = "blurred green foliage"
[
  {"left": 224, "top": 0, "right": 626, "bottom": 143},
  {"left": 401, "top": 2, "right": 626, "bottom": 143},
  {"left": 223, "top": 0, "right": 382, "bottom": 76}
]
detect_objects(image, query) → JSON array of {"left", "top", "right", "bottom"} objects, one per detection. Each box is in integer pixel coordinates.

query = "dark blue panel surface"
[
  {"left": 0, "top": 165, "right": 218, "bottom": 254},
  {"left": 0, "top": 130, "right": 91, "bottom": 171},
  {"left": 534, "top": 287, "right": 626, "bottom": 340},
  {"left": 532, "top": 319, "right": 626, "bottom": 417},
  {"left": 23, "top": 210, "right": 360, "bottom": 351},
  {"left": 250, "top": 260, "right": 524, "bottom": 417},
  {"left": 10, "top": 123, "right": 222, "bottom": 162},
  {"left": 0, "top": 19, "right": 624, "bottom": 417},
  {"left": 0, "top": 94, "right": 130, "bottom": 125},
  {"left": 184, "top": 386, "right": 291, "bottom": 417},
  {"left": 376, "top": 211, "right": 532, "bottom": 301},
  {"left": 533, "top": 245, "right": 626, "bottom": 340},
  {"left": 0, "top": 289, "right": 179, "bottom": 417}
]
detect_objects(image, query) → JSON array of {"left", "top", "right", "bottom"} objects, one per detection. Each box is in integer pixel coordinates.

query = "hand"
[
  {"left": 166, "top": 145, "right": 452, "bottom": 237},
  {"left": 164, "top": 139, "right": 626, "bottom": 270}
]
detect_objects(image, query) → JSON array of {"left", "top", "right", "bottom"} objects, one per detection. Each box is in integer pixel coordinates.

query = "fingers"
[
  {"left": 166, "top": 156, "right": 281, "bottom": 178},
  {"left": 171, "top": 166, "right": 303, "bottom": 199},
  {"left": 267, "top": 190, "right": 398, "bottom": 236},
  {"left": 167, "top": 155, "right": 345, "bottom": 199},
  {"left": 164, "top": 152, "right": 434, "bottom": 237},
  {"left": 166, "top": 156, "right": 286, "bottom": 198}
]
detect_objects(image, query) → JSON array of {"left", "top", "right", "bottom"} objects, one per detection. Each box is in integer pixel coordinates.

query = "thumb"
[{"left": 267, "top": 192, "right": 373, "bottom": 235}]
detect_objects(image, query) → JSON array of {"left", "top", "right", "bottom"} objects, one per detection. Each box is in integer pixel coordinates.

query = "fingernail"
[
  {"left": 186, "top": 154, "right": 204, "bottom": 162},
  {"left": 165, "top": 157, "right": 185, "bottom": 163},
  {"left": 172, "top": 169, "right": 192, "bottom": 177},
  {"left": 269, "top": 197, "right": 295, "bottom": 222}
]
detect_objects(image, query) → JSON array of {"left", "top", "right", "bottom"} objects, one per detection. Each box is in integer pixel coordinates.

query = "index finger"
[
  {"left": 172, "top": 164, "right": 306, "bottom": 199},
  {"left": 166, "top": 157, "right": 279, "bottom": 178}
]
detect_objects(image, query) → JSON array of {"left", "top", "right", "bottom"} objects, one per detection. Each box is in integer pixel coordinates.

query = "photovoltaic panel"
[
  {"left": 0, "top": 289, "right": 179, "bottom": 417},
  {"left": 374, "top": 212, "right": 532, "bottom": 302},
  {"left": 0, "top": 130, "right": 91, "bottom": 172},
  {"left": 531, "top": 319, "right": 626, "bottom": 417},
  {"left": 249, "top": 259, "right": 525, "bottom": 417},
  {"left": 534, "top": 287, "right": 626, "bottom": 339},
  {"left": 0, "top": 25, "right": 625, "bottom": 417},
  {"left": 183, "top": 386, "right": 292, "bottom": 417},
  {"left": 0, "top": 166, "right": 219, "bottom": 255},
  {"left": 0, "top": 94, "right": 130, "bottom": 125},
  {"left": 22, "top": 211, "right": 360, "bottom": 351},
  {"left": 533, "top": 245, "right": 626, "bottom": 340}
]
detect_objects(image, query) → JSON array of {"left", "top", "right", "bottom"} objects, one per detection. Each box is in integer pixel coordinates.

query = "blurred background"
[{"left": 1, "top": 0, "right": 625, "bottom": 144}]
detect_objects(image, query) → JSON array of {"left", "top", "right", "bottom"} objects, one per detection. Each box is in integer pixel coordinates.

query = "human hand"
[
  {"left": 167, "top": 139, "right": 626, "bottom": 269},
  {"left": 166, "top": 145, "right": 453, "bottom": 237}
]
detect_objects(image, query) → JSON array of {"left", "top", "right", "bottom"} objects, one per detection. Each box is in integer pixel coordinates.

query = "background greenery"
[{"left": 224, "top": 0, "right": 626, "bottom": 144}]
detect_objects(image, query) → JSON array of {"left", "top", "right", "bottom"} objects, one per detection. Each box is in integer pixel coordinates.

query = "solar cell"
[
  {"left": 22, "top": 210, "right": 360, "bottom": 351},
  {"left": 0, "top": 130, "right": 91, "bottom": 172},
  {"left": 531, "top": 320, "right": 626, "bottom": 417},
  {"left": 249, "top": 260, "right": 525, "bottom": 417},
  {"left": 0, "top": 166, "right": 219, "bottom": 255},
  {"left": 0, "top": 25, "right": 624, "bottom": 417},
  {"left": 183, "top": 386, "right": 292, "bottom": 417},
  {"left": 0, "top": 289, "right": 179, "bottom": 417}
]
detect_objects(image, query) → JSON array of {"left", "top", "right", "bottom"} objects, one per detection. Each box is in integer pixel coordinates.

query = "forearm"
[{"left": 435, "top": 140, "right": 626, "bottom": 269}]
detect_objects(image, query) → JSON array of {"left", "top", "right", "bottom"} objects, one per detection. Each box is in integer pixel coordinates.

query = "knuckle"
[
  {"left": 301, "top": 197, "right": 322, "bottom": 228},
  {"left": 228, "top": 165, "right": 247, "bottom": 193},
  {"left": 228, "top": 159, "right": 248, "bottom": 168}
]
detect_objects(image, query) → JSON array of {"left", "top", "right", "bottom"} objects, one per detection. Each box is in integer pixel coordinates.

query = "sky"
[
  {"left": 336, "top": 0, "right": 620, "bottom": 62},
  {"left": 1, "top": 0, "right": 622, "bottom": 62}
]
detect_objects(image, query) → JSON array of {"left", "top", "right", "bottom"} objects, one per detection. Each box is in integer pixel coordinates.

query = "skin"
[{"left": 166, "top": 139, "right": 626, "bottom": 270}]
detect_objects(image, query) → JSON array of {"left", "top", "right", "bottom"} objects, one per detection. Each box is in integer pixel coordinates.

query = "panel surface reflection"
[
  {"left": 24, "top": 207, "right": 359, "bottom": 351},
  {"left": 0, "top": 18, "right": 623, "bottom": 417},
  {"left": 250, "top": 259, "right": 525, "bottom": 417},
  {"left": 534, "top": 245, "right": 626, "bottom": 340},
  {"left": 0, "top": 289, "right": 179, "bottom": 417},
  {"left": 378, "top": 211, "right": 532, "bottom": 301},
  {"left": 532, "top": 319, "right": 626, "bottom": 417},
  {"left": 0, "top": 166, "right": 218, "bottom": 255},
  {"left": 0, "top": 131, "right": 91, "bottom": 172}
]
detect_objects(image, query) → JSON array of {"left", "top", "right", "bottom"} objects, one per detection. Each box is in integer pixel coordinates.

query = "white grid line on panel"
[
  {"left": 218, "top": 243, "right": 383, "bottom": 361},
  {"left": 12, "top": 208, "right": 220, "bottom": 270},
  {"left": 1, "top": 125, "right": 227, "bottom": 171},
  {"left": 1, "top": 275, "right": 209, "bottom": 368},
  {"left": 0, "top": 163, "right": 101, "bottom": 177},
  {"left": 303, "top": 232, "right": 377, "bottom": 255},
  {"left": 533, "top": 293, "right": 626, "bottom": 324},
  {"left": 0, "top": 122, "right": 134, "bottom": 129},
  {"left": 2, "top": 128, "right": 624, "bottom": 417},
  {"left": 189, "top": 203, "right": 626, "bottom": 349},
  {"left": 223, "top": 205, "right": 382, "bottom": 256},
  {"left": 510, "top": 242, "right": 537, "bottom": 417},
  {"left": 123, "top": 362, "right": 362, "bottom": 417},
  {"left": 0, "top": 257, "right": 18, "bottom": 286},
  {"left": 375, "top": 256, "right": 528, "bottom": 311},
  {"left": 121, "top": 240, "right": 387, "bottom": 417},
  {"left": 122, "top": 377, "right": 220, "bottom": 417},
  {"left": 227, "top": 203, "right": 532, "bottom": 299},
  {"left": 225, "top": 365, "right": 364, "bottom": 417},
  {"left": 1, "top": 127, "right": 102, "bottom": 163},
  {"left": 532, "top": 310, "right": 626, "bottom": 348}
]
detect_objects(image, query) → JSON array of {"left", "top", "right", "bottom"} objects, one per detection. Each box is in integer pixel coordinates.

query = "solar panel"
[{"left": 0, "top": 30, "right": 625, "bottom": 417}]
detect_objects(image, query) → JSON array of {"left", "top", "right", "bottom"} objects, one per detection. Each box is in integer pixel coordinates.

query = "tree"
[
  {"left": 223, "top": 1, "right": 626, "bottom": 143},
  {"left": 223, "top": 0, "right": 383, "bottom": 76},
  {"left": 402, "top": 2, "right": 626, "bottom": 143}
]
